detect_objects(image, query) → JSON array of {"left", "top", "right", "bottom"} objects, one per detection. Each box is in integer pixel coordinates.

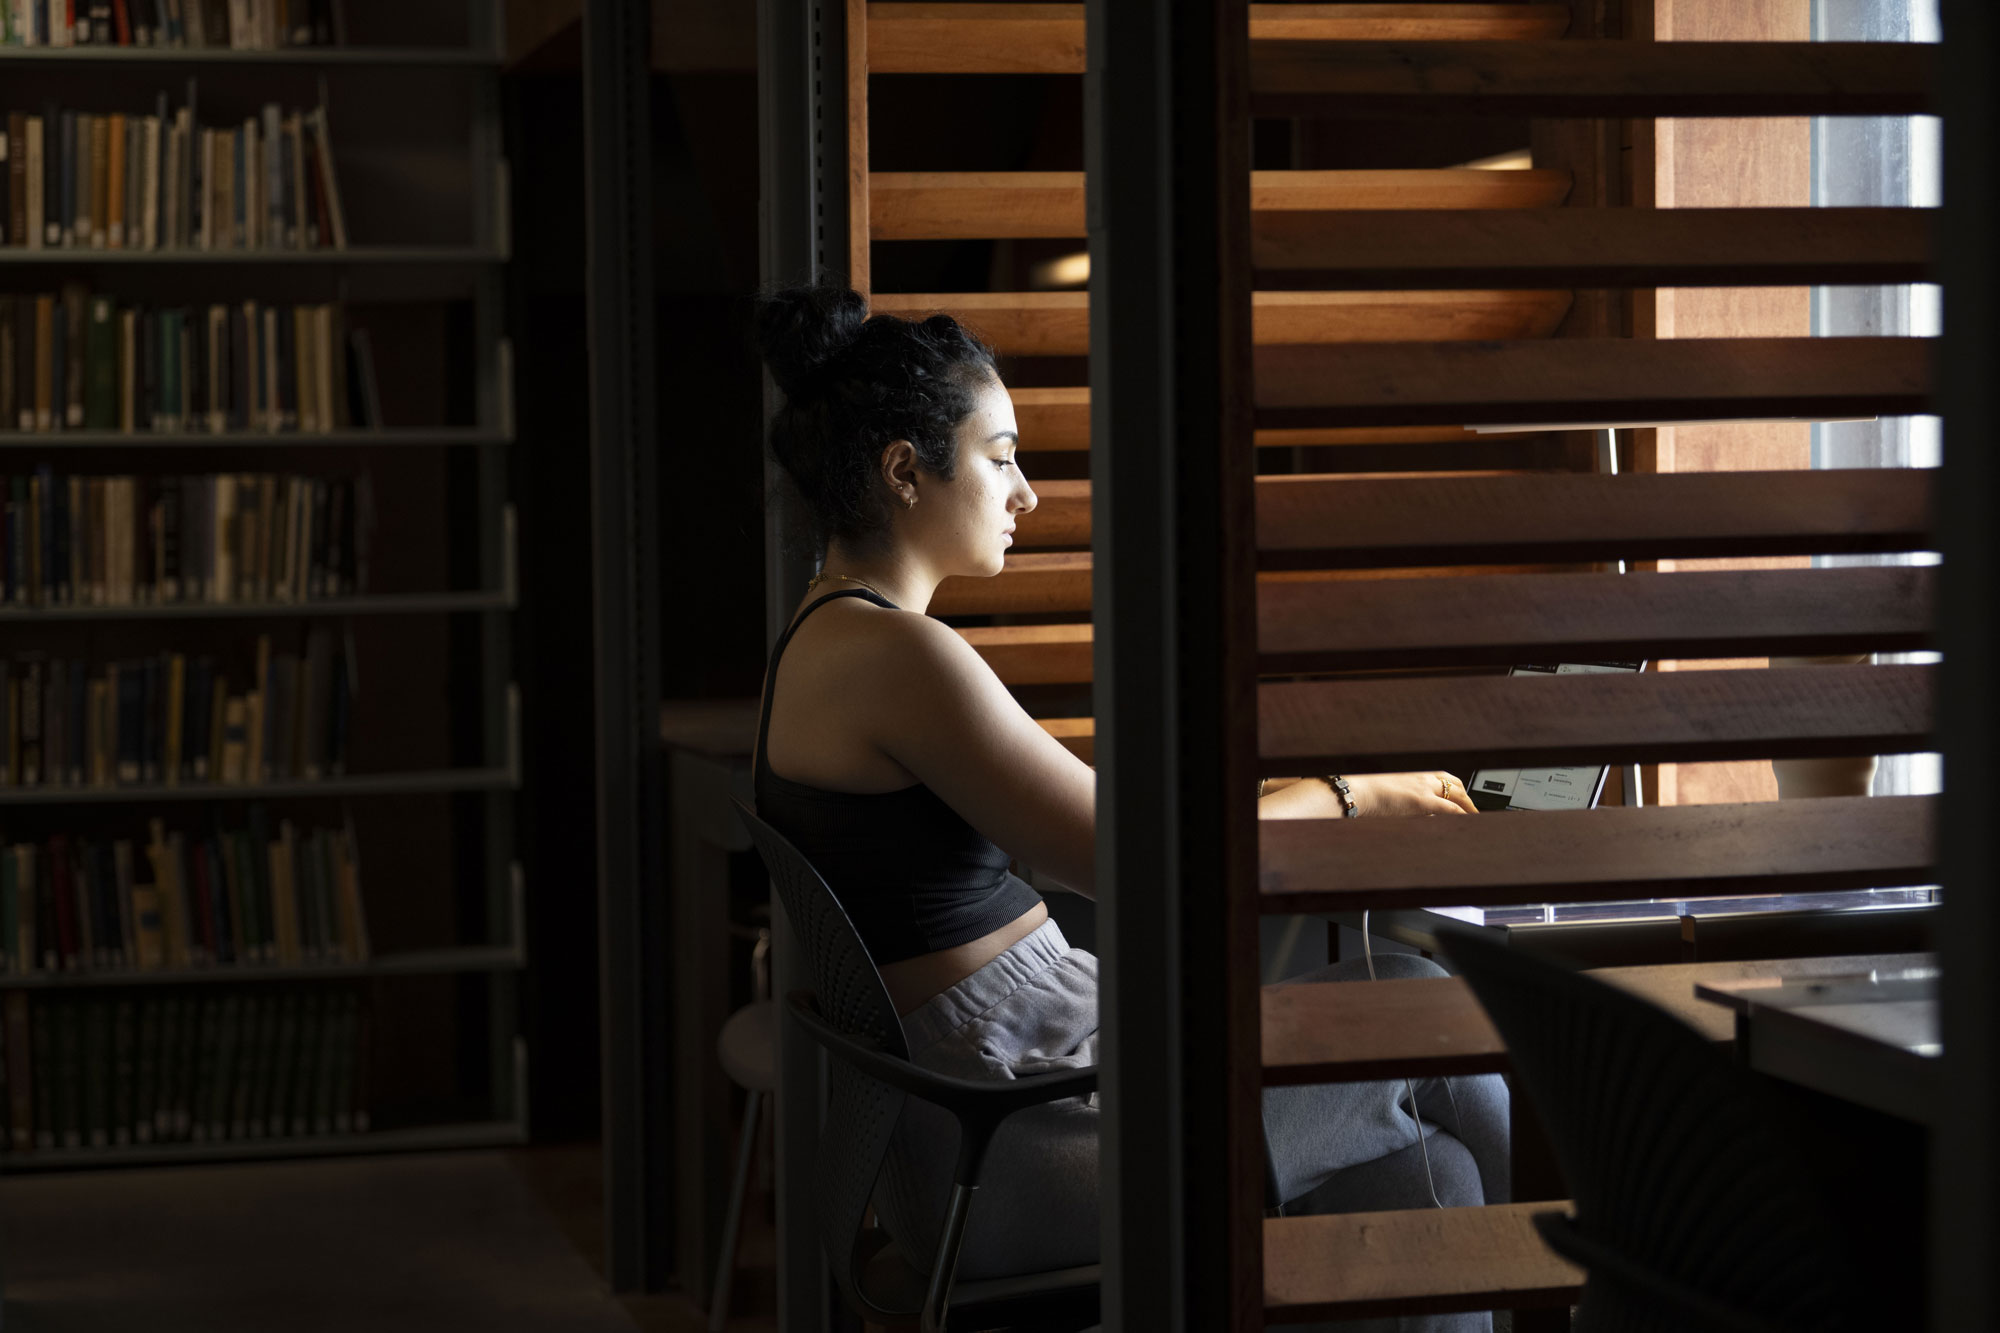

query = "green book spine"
[
  {"left": 150, "top": 997, "right": 178, "bottom": 1142},
  {"left": 239, "top": 994, "right": 268, "bottom": 1137},
  {"left": 110, "top": 998, "right": 135, "bottom": 1146},
  {"left": 215, "top": 995, "right": 242, "bottom": 1140},
  {"left": 1, "top": 845, "right": 16, "bottom": 975},
  {"left": 133, "top": 997, "right": 157, "bottom": 1144},
  {"left": 55, "top": 999, "right": 81, "bottom": 1149},
  {"left": 4, "top": 992, "right": 33, "bottom": 1151},
  {"left": 30, "top": 999, "right": 55, "bottom": 1150},
  {"left": 159, "top": 311, "right": 181, "bottom": 430},
  {"left": 83, "top": 999, "right": 110, "bottom": 1149},
  {"left": 304, "top": 984, "right": 332, "bottom": 1128},
  {"left": 228, "top": 994, "right": 258, "bottom": 1139},
  {"left": 188, "top": 995, "right": 219, "bottom": 1142},
  {"left": 270, "top": 991, "right": 299, "bottom": 1137},
  {"left": 172, "top": 993, "right": 202, "bottom": 1141},
  {"left": 83, "top": 298, "right": 118, "bottom": 431},
  {"left": 329, "top": 992, "right": 356, "bottom": 1134}
]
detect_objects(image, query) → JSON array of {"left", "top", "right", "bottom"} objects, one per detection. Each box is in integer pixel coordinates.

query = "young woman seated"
[{"left": 753, "top": 287, "right": 1508, "bottom": 1332}]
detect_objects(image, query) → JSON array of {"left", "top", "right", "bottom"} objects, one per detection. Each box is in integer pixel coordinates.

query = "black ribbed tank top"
[{"left": 753, "top": 588, "right": 1043, "bottom": 965}]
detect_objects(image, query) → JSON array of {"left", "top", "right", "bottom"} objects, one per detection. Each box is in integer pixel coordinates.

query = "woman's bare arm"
[{"left": 862, "top": 615, "right": 1099, "bottom": 894}]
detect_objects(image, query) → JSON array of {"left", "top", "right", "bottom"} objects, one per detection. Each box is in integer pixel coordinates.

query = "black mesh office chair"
[
  {"left": 1439, "top": 926, "right": 1921, "bottom": 1333},
  {"left": 733, "top": 799, "right": 1100, "bottom": 1333}
]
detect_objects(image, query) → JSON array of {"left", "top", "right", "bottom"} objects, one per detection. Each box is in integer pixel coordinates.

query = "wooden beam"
[
  {"left": 1257, "top": 662, "right": 1935, "bottom": 773},
  {"left": 1250, "top": 40, "right": 1935, "bottom": 118},
  {"left": 1254, "top": 206, "right": 1935, "bottom": 290},
  {"left": 1253, "top": 336, "right": 1933, "bottom": 428},
  {"left": 1263, "top": 976, "right": 1507, "bottom": 1082},
  {"left": 932, "top": 551, "right": 1091, "bottom": 615},
  {"left": 1035, "top": 715, "right": 1095, "bottom": 761},
  {"left": 1255, "top": 468, "right": 1933, "bottom": 567},
  {"left": 1264, "top": 1205, "right": 1583, "bottom": 1322},
  {"left": 1010, "top": 478, "right": 1090, "bottom": 546},
  {"left": 1258, "top": 794, "right": 1937, "bottom": 913},
  {"left": 870, "top": 168, "right": 1572, "bottom": 239},
  {"left": 867, "top": 4, "right": 1572, "bottom": 74},
  {"left": 958, "top": 623, "right": 1092, "bottom": 684},
  {"left": 1257, "top": 565, "right": 1935, "bottom": 671},
  {"left": 1012, "top": 386, "right": 1496, "bottom": 452},
  {"left": 872, "top": 289, "right": 1573, "bottom": 357}
]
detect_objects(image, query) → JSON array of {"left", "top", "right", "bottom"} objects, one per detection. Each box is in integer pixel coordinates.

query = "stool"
[{"left": 709, "top": 998, "right": 776, "bottom": 1331}]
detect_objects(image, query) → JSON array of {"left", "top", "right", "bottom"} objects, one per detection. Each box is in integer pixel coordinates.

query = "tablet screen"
[{"left": 1467, "top": 662, "right": 1644, "bottom": 812}]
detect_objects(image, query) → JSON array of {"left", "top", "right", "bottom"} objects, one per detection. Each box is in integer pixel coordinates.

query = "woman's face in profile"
[{"left": 914, "top": 376, "right": 1038, "bottom": 579}]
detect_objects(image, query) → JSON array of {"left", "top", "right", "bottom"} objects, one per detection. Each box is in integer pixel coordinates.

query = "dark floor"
[{"left": 0, "top": 1145, "right": 778, "bottom": 1333}]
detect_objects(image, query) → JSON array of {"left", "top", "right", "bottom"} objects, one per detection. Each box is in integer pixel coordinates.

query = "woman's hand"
[{"left": 1349, "top": 771, "right": 1479, "bottom": 817}]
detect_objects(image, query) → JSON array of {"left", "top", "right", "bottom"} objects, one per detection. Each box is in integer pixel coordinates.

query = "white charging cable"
[{"left": 1362, "top": 911, "right": 1447, "bottom": 1209}]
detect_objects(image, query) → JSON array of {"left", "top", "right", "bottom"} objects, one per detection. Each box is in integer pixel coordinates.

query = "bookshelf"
[{"left": 0, "top": 2, "right": 522, "bottom": 1171}]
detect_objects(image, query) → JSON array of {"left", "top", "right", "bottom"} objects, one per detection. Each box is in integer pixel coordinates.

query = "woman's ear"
[{"left": 879, "top": 439, "right": 920, "bottom": 505}]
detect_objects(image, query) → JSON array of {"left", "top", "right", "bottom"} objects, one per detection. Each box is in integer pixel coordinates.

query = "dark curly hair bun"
[
  {"left": 755, "top": 285, "right": 999, "bottom": 553},
  {"left": 754, "top": 286, "right": 869, "bottom": 398}
]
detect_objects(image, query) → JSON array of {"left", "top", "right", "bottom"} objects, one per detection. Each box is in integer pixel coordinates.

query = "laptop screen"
[{"left": 1467, "top": 662, "right": 1644, "bottom": 812}]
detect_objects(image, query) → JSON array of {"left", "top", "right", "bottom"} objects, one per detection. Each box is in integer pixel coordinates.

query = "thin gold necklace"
[{"left": 806, "top": 571, "right": 890, "bottom": 601}]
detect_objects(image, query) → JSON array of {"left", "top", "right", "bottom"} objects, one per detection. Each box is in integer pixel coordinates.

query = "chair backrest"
[
  {"left": 732, "top": 798, "right": 914, "bottom": 1319},
  {"left": 1438, "top": 927, "right": 1857, "bottom": 1333}
]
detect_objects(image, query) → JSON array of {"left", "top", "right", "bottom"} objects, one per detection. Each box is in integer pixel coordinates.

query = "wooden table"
[{"left": 1696, "top": 956, "right": 1939, "bottom": 1123}]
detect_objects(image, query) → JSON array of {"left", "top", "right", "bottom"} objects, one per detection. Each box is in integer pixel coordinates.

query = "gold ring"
[{"left": 1439, "top": 776, "right": 1453, "bottom": 796}]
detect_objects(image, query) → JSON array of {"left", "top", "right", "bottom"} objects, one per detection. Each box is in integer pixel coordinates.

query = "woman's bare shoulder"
[{"left": 786, "top": 600, "right": 992, "bottom": 695}]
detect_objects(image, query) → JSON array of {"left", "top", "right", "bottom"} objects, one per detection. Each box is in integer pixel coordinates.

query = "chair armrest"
[{"left": 788, "top": 993, "right": 1097, "bottom": 1117}]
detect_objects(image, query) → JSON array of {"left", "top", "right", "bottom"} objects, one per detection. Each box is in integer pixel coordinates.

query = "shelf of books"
[{"left": 0, "top": 0, "right": 520, "bottom": 1170}]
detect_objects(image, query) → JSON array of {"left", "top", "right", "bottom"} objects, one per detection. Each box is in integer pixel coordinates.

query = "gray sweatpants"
[{"left": 877, "top": 920, "right": 1510, "bottom": 1331}]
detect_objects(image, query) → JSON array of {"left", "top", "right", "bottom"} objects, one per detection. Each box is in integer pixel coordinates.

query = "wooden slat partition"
[
  {"left": 1010, "top": 478, "right": 1090, "bottom": 546},
  {"left": 944, "top": 558, "right": 1932, "bottom": 652},
  {"left": 1255, "top": 468, "right": 1933, "bottom": 568},
  {"left": 1035, "top": 715, "right": 1095, "bottom": 761},
  {"left": 1254, "top": 206, "right": 1935, "bottom": 289},
  {"left": 1015, "top": 386, "right": 1493, "bottom": 452},
  {"left": 871, "top": 168, "right": 1573, "bottom": 239},
  {"left": 1263, "top": 976, "right": 1507, "bottom": 1082},
  {"left": 932, "top": 552, "right": 1091, "bottom": 615},
  {"left": 1258, "top": 662, "right": 1935, "bottom": 774},
  {"left": 959, "top": 623, "right": 1093, "bottom": 685},
  {"left": 1255, "top": 336, "right": 1933, "bottom": 429},
  {"left": 867, "top": 4, "right": 1574, "bottom": 75},
  {"left": 1258, "top": 565, "right": 1934, "bottom": 671},
  {"left": 1258, "top": 794, "right": 1937, "bottom": 913},
  {"left": 1250, "top": 40, "right": 1935, "bottom": 118},
  {"left": 1264, "top": 1205, "right": 1583, "bottom": 1323},
  {"left": 869, "top": 289, "right": 1573, "bottom": 357}
]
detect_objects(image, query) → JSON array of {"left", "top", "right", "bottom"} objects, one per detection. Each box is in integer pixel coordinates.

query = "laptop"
[{"left": 1465, "top": 661, "right": 1645, "bottom": 813}]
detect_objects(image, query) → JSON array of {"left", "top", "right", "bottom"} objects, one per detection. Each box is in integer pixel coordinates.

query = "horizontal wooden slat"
[
  {"left": 1013, "top": 386, "right": 1493, "bottom": 453},
  {"left": 1254, "top": 207, "right": 1935, "bottom": 289},
  {"left": 871, "top": 168, "right": 1572, "bottom": 239},
  {"left": 870, "top": 289, "right": 1572, "bottom": 357},
  {"left": 1256, "top": 469, "right": 1934, "bottom": 567},
  {"left": 1034, "top": 715, "right": 1095, "bottom": 761},
  {"left": 1250, "top": 40, "right": 1935, "bottom": 118},
  {"left": 959, "top": 623, "right": 1091, "bottom": 685},
  {"left": 932, "top": 552, "right": 1090, "bottom": 615},
  {"left": 1259, "top": 794, "right": 1937, "bottom": 914},
  {"left": 1010, "top": 478, "right": 1089, "bottom": 546},
  {"left": 1264, "top": 976, "right": 1505, "bottom": 1082},
  {"left": 1263, "top": 953, "right": 1929, "bottom": 1085},
  {"left": 1265, "top": 1204, "right": 1583, "bottom": 1322},
  {"left": 868, "top": 4, "right": 1571, "bottom": 75},
  {"left": 1258, "top": 662, "right": 1935, "bottom": 773},
  {"left": 1255, "top": 336, "right": 1933, "bottom": 429},
  {"left": 1258, "top": 565, "right": 1935, "bottom": 671}
]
